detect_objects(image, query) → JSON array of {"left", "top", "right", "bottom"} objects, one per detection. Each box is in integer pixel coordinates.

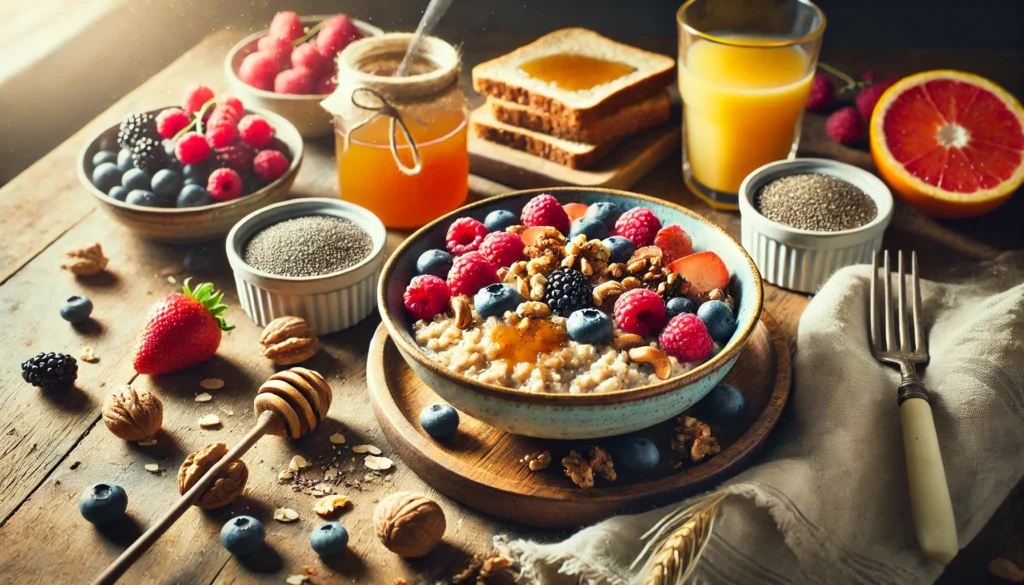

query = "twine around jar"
[{"left": 346, "top": 87, "right": 422, "bottom": 176}]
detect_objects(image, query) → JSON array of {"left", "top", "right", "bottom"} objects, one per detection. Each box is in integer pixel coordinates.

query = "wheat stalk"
[{"left": 632, "top": 493, "right": 727, "bottom": 585}]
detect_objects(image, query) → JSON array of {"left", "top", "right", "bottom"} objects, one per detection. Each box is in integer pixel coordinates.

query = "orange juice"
[
  {"left": 336, "top": 110, "right": 468, "bottom": 229},
  {"left": 680, "top": 39, "right": 813, "bottom": 195}
]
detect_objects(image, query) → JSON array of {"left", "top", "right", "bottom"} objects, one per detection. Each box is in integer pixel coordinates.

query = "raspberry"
[
  {"left": 257, "top": 35, "right": 293, "bottom": 67},
  {"left": 315, "top": 74, "right": 338, "bottom": 95},
  {"left": 182, "top": 84, "right": 214, "bottom": 115},
  {"left": 447, "top": 252, "right": 499, "bottom": 297},
  {"left": 238, "top": 52, "right": 281, "bottom": 91},
  {"left": 403, "top": 275, "right": 451, "bottom": 320},
  {"left": 206, "top": 104, "right": 240, "bottom": 131},
  {"left": 446, "top": 217, "right": 488, "bottom": 256},
  {"left": 205, "top": 123, "right": 238, "bottom": 148},
  {"left": 613, "top": 288, "right": 666, "bottom": 338},
  {"left": 860, "top": 69, "right": 899, "bottom": 86},
  {"left": 238, "top": 115, "right": 275, "bottom": 148},
  {"left": 478, "top": 231, "right": 525, "bottom": 268},
  {"left": 274, "top": 67, "right": 316, "bottom": 94},
  {"left": 214, "top": 144, "right": 256, "bottom": 174},
  {"left": 269, "top": 11, "right": 304, "bottom": 42},
  {"left": 521, "top": 194, "right": 570, "bottom": 233},
  {"left": 855, "top": 81, "right": 895, "bottom": 122},
  {"left": 291, "top": 43, "right": 330, "bottom": 75},
  {"left": 316, "top": 15, "right": 363, "bottom": 59},
  {"left": 218, "top": 95, "right": 244, "bottom": 118},
  {"left": 826, "top": 107, "right": 864, "bottom": 145},
  {"left": 175, "top": 132, "right": 211, "bottom": 165},
  {"left": 806, "top": 74, "right": 835, "bottom": 112},
  {"left": 155, "top": 108, "right": 190, "bottom": 139},
  {"left": 253, "top": 150, "right": 289, "bottom": 182},
  {"left": 207, "top": 168, "right": 243, "bottom": 202},
  {"left": 614, "top": 207, "right": 662, "bottom": 248},
  {"left": 659, "top": 313, "right": 713, "bottom": 362}
]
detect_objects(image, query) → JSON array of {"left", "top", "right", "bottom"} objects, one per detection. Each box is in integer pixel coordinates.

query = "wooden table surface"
[{"left": 0, "top": 30, "right": 1021, "bottom": 584}]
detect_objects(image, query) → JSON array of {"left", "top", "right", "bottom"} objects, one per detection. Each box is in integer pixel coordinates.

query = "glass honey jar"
[{"left": 322, "top": 33, "right": 469, "bottom": 229}]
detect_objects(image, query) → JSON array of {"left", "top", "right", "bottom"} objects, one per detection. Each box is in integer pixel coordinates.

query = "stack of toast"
[{"left": 471, "top": 28, "right": 676, "bottom": 170}]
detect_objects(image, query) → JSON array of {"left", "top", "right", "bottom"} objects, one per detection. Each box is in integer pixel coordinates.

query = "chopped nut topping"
[
  {"left": 628, "top": 346, "right": 672, "bottom": 380},
  {"left": 61, "top": 243, "right": 108, "bottom": 276},
  {"left": 672, "top": 416, "right": 721, "bottom": 462},
  {"left": 80, "top": 347, "right": 99, "bottom": 363},
  {"left": 522, "top": 450, "right": 551, "bottom": 472},
  {"left": 588, "top": 446, "right": 617, "bottom": 482},
  {"left": 198, "top": 414, "right": 221, "bottom": 429},
  {"left": 562, "top": 450, "right": 594, "bottom": 489},
  {"left": 611, "top": 332, "right": 645, "bottom": 351},
  {"left": 273, "top": 507, "right": 300, "bottom": 522},
  {"left": 199, "top": 378, "right": 224, "bottom": 390},
  {"left": 516, "top": 301, "right": 551, "bottom": 319},
  {"left": 453, "top": 549, "right": 520, "bottom": 584},
  {"left": 452, "top": 295, "right": 474, "bottom": 329},
  {"left": 313, "top": 495, "right": 350, "bottom": 517},
  {"left": 352, "top": 444, "right": 382, "bottom": 455}
]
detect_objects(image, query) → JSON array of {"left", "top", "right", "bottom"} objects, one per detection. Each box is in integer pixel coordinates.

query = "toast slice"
[
  {"left": 471, "top": 106, "right": 619, "bottom": 170},
  {"left": 489, "top": 91, "right": 671, "bottom": 143},
  {"left": 472, "top": 28, "right": 675, "bottom": 128}
]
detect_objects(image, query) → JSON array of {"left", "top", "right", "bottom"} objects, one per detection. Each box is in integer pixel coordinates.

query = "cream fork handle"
[{"left": 899, "top": 396, "right": 958, "bottom": 564}]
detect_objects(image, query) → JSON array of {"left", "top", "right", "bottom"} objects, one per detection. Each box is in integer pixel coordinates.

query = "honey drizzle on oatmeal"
[{"left": 487, "top": 320, "right": 567, "bottom": 364}]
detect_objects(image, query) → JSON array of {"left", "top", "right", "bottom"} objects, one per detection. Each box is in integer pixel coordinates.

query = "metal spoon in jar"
[{"left": 395, "top": 0, "right": 455, "bottom": 77}]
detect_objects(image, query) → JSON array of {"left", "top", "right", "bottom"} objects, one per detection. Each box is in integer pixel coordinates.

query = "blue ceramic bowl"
[{"left": 378, "top": 188, "right": 764, "bottom": 439}]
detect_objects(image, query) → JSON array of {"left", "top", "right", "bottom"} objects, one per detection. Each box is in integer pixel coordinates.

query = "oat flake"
[
  {"left": 199, "top": 414, "right": 221, "bottom": 428},
  {"left": 364, "top": 455, "right": 393, "bottom": 470},
  {"left": 273, "top": 508, "right": 300, "bottom": 522},
  {"left": 329, "top": 433, "right": 346, "bottom": 445},
  {"left": 195, "top": 392, "right": 213, "bottom": 403},
  {"left": 199, "top": 378, "right": 225, "bottom": 390},
  {"left": 285, "top": 576, "right": 308, "bottom": 585},
  {"left": 289, "top": 455, "right": 311, "bottom": 471},
  {"left": 137, "top": 438, "right": 158, "bottom": 447},
  {"left": 145, "top": 463, "right": 160, "bottom": 473},
  {"left": 352, "top": 444, "right": 381, "bottom": 455}
]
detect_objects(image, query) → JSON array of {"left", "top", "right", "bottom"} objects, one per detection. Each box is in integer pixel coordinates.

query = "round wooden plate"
[{"left": 366, "top": 310, "right": 791, "bottom": 529}]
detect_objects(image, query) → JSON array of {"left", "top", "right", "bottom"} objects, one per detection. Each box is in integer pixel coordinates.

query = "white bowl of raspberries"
[
  {"left": 78, "top": 84, "right": 303, "bottom": 243},
  {"left": 225, "top": 12, "right": 383, "bottom": 137}
]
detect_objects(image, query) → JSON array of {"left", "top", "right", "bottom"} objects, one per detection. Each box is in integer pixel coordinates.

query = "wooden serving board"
[
  {"left": 366, "top": 310, "right": 791, "bottom": 529},
  {"left": 468, "top": 107, "right": 682, "bottom": 191}
]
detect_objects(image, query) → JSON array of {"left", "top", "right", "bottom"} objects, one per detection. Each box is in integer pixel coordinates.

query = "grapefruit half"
[{"left": 869, "top": 70, "right": 1024, "bottom": 218}]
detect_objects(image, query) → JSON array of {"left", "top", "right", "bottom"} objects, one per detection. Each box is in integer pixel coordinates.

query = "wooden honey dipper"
[{"left": 92, "top": 367, "right": 334, "bottom": 585}]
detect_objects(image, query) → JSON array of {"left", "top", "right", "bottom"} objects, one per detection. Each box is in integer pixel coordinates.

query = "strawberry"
[
  {"left": 562, "top": 202, "right": 589, "bottom": 224},
  {"left": 667, "top": 251, "right": 729, "bottom": 298},
  {"left": 133, "top": 280, "right": 234, "bottom": 375},
  {"left": 654, "top": 225, "right": 694, "bottom": 262}
]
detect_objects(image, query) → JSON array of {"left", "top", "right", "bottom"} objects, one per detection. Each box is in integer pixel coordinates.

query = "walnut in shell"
[
  {"left": 259, "top": 316, "right": 320, "bottom": 365},
  {"left": 373, "top": 491, "right": 446, "bottom": 557},
  {"left": 177, "top": 442, "right": 248, "bottom": 509},
  {"left": 102, "top": 385, "right": 163, "bottom": 441},
  {"left": 61, "top": 243, "right": 108, "bottom": 276}
]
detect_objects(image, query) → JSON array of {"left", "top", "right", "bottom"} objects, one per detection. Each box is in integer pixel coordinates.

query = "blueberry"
[
  {"left": 152, "top": 169, "right": 183, "bottom": 197},
  {"left": 602, "top": 236, "right": 635, "bottom": 264},
  {"left": 566, "top": 308, "right": 613, "bottom": 344},
  {"left": 126, "top": 189, "right": 172, "bottom": 208},
  {"left": 474, "top": 282, "right": 524, "bottom": 319},
  {"left": 220, "top": 515, "right": 266, "bottom": 555},
  {"left": 697, "top": 300, "right": 736, "bottom": 344},
  {"left": 416, "top": 249, "right": 454, "bottom": 278},
  {"left": 121, "top": 168, "right": 151, "bottom": 191},
  {"left": 611, "top": 437, "right": 660, "bottom": 473},
  {"left": 92, "top": 150, "right": 118, "bottom": 167},
  {"left": 60, "top": 295, "right": 93, "bottom": 324},
  {"left": 184, "top": 246, "right": 216, "bottom": 274},
  {"left": 79, "top": 483, "right": 128, "bottom": 525},
  {"left": 584, "top": 202, "right": 622, "bottom": 228},
  {"left": 117, "top": 148, "right": 135, "bottom": 172},
  {"left": 177, "top": 184, "right": 213, "bottom": 208},
  {"left": 420, "top": 403, "right": 460, "bottom": 439},
  {"left": 569, "top": 217, "right": 609, "bottom": 241},
  {"left": 484, "top": 209, "right": 518, "bottom": 232},
  {"left": 666, "top": 297, "right": 696, "bottom": 319},
  {"left": 182, "top": 164, "right": 209, "bottom": 186},
  {"left": 310, "top": 522, "right": 350, "bottom": 557},
  {"left": 91, "top": 162, "right": 122, "bottom": 193},
  {"left": 109, "top": 186, "right": 129, "bottom": 202},
  {"left": 704, "top": 383, "right": 745, "bottom": 417}
]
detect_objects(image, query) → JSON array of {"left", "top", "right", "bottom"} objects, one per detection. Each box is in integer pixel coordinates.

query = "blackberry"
[
  {"left": 117, "top": 112, "right": 158, "bottom": 149},
  {"left": 131, "top": 137, "right": 168, "bottom": 174},
  {"left": 542, "top": 268, "right": 592, "bottom": 317},
  {"left": 21, "top": 352, "right": 78, "bottom": 391}
]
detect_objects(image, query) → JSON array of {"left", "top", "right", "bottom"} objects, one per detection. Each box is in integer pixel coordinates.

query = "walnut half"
[
  {"left": 260, "top": 316, "right": 320, "bottom": 365},
  {"left": 177, "top": 442, "right": 249, "bottom": 509},
  {"left": 102, "top": 385, "right": 163, "bottom": 441},
  {"left": 61, "top": 243, "right": 108, "bottom": 276}
]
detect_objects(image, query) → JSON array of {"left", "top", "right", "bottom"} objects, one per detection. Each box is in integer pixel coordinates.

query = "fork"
[{"left": 870, "top": 250, "right": 958, "bottom": 564}]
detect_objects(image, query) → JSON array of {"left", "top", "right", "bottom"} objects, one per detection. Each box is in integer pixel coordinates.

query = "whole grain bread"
[
  {"left": 471, "top": 106, "right": 619, "bottom": 170},
  {"left": 489, "top": 91, "right": 671, "bottom": 143},
  {"left": 472, "top": 28, "right": 675, "bottom": 128}
]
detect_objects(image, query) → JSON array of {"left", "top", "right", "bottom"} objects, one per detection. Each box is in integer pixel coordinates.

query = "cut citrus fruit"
[{"left": 870, "top": 70, "right": 1024, "bottom": 218}]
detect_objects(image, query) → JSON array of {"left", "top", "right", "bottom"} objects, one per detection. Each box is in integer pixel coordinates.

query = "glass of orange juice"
[{"left": 677, "top": 0, "right": 825, "bottom": 209}]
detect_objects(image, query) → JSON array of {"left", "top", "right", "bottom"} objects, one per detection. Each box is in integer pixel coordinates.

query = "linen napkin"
[{"left": 500, "top": 256, "right": 1024, "bottom": 585}]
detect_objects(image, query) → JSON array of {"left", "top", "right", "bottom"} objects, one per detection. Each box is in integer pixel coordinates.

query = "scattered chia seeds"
[
  {"left": 754, "top": 173, "right": 877, "bottom": 232},
  {"left": 244, "top": 215, "right": 373, "bottom": 277}
]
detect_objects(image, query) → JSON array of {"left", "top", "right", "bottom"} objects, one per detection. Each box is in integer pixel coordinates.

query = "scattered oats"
[
  {"left": 159, "top": 265, "right": 182, "bottom": 277},
  {"left": 352, "top": 444, "right": 381, "bottom": 455},
  {"left": 289, "top": 455, "right": 311, "bottom": 471},
  {"left": 273, "top": 507, "right": 300, "bottom": 522},
  {"left": 195, "top": 392, "right": 213, "bottom": 403},
  {"left": 324, "top": 467, "right": 339, "bottom": 480},
  {"left": 199, "top": 378, "right": 225, "bottom": 390},
  {"left": 285, "top": 575, "right": 308, "bottom": 585},
  {"left": 364, "top": 455, "right": 393, "bottom": 470},
  {"left": 199, "top": 414, "right": 221, "bottom": 429},
  {"left": 314, "top": 483, "right": 333, "bottom": 494},
  {"left": 313, "top": 495, "right": 350, "bottom": 517},
  {"left": 166, "top": 276, "right": 177, "bottom": 284},
  {"left": 138, "top": 438, "right": 158, "bottom": 447},
  {"left": 80, "top": 347, "right": 99, "bottom": 363},
  {"left": 145, "top": 463, "right": 160, "bottom": 473},
  {"left": 279, "top": 470, "right": 294, "bottom": 481},
  {"left": 329, "top": 433, "right": 346, "bottom": 445},
  {"left": 218, "top": 406, "right": 235, "bottom": 416},
  {"left": 311, "top": 490, "right": 324, "bottom": 497}
]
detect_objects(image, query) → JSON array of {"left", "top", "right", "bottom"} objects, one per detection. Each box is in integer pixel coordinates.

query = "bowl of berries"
[
  {"left": 78, "top": 85, "right": 304, "bottom": 243},
  {"left": 379, "top": 188, "right": 764, "bottom": 439},
  {"left": 225, "top": 12, "right": 383, "bottom": 137}
]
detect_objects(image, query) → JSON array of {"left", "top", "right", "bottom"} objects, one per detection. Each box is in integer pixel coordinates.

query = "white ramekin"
[
  {"left": 738, "top": 158, "right": 893, "bottom": 293},
  {"left": 226, "top": 198, "right": 387, "bottom": 334}
]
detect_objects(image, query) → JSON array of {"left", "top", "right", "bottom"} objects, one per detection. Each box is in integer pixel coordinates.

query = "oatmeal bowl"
[{"left": 378, "top": 188, "right": 763, "bottom": 439}]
